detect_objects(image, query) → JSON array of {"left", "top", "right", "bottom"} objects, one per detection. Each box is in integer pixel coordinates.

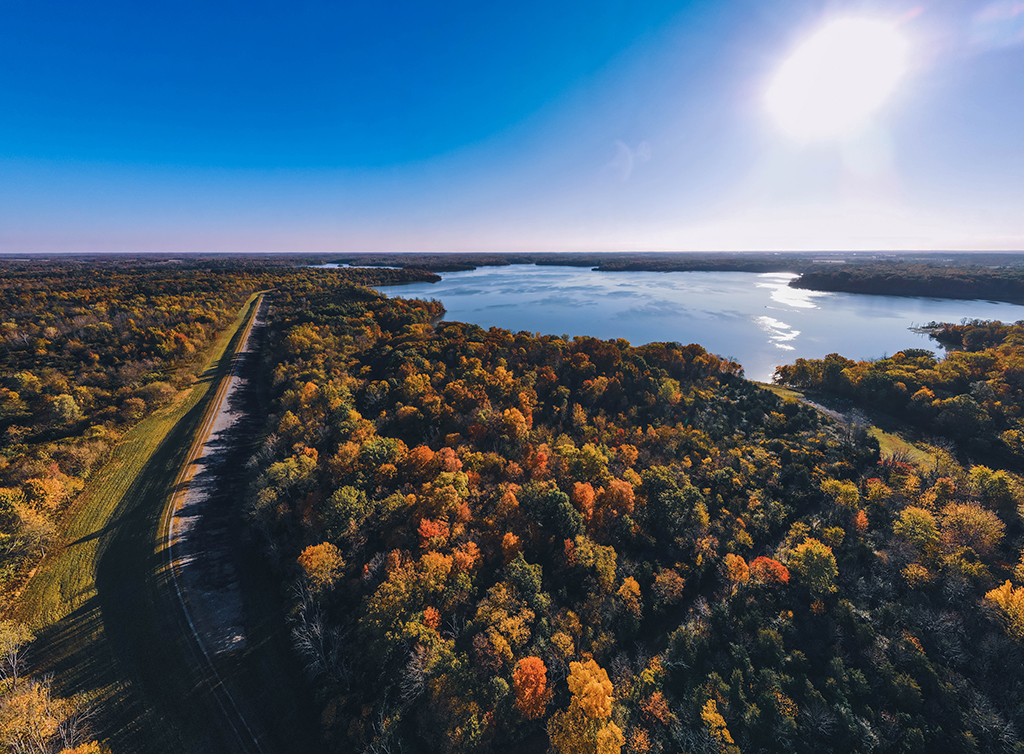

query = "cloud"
[
  {"left": 606, "top": 140, "right": 651, "bottom": 180},
  {"left": 971, "top": 1, "right": 1024, "bottom": 50}
]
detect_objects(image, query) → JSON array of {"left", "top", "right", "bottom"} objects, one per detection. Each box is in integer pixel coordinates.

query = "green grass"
[
  {"left": 9, "top": 293, "right": 317, "bottom": 753},
  {"left": 867, "top": 426, "right": 935, "bottom": 467},
  {"left": 755, "top": 381, "right": 935, "bottom": 468},
  {"left": 12, "top": 294, "right": 260, "bottom": 627},
  {"left": 755, "top": 382, "right": 807, "bottom": 404}
]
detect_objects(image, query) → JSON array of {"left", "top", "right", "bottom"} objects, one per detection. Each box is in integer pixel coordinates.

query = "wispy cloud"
[
  {"left": 606, "top": 140, "right": 651, "bottom": 180},
  {"left": 971, "top": 1, "right": 1024, "bottom": 51}
]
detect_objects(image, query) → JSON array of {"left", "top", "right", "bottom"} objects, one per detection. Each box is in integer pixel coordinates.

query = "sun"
[{"left": 765, "top": 18, "right": 909, "bottom": 142}]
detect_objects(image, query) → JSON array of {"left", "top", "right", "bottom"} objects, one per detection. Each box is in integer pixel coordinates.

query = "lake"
[{"left": 375, "top": 265, "right": 1024, "bottom": 382}]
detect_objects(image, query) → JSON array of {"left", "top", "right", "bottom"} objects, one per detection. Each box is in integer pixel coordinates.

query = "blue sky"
[{"left": 2, "top": 0, "right": 1022, "bottom": 252}]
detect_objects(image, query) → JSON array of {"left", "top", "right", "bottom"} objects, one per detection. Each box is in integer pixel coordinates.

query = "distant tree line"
[{"left": 791, "top": 263, "right": 1024, "bottom": 304}]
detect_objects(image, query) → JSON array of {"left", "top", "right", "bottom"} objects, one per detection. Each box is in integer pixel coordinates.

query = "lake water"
[{"left": 375, "top": 265, "right": 1024, "bottom": 382}]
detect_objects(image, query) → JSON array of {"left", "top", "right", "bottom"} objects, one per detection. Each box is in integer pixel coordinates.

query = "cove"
[{"left": 376, "top": 265, "right": 1024, "bottom": 382}]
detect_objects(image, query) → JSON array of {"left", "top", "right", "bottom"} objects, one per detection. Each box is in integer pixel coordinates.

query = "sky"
[{"left": 1, "top": 0, "right": 1023, "bottom": 253}]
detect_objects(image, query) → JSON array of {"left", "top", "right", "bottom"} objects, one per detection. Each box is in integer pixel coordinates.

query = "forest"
[
  {"left": 790, "top": 264, "right": 1024, "bottom": 305},
  {"left": 0, "top": 261, "right": 437, "bottom": 593},
  {"left": 0, "top": 259, "right": 437, "bottom": 754},
  {"left": 773, "top": 319, "right": 1024, "bottom": 468},
  {"left": 242, "top": 274, "right": 1024, "bottom": 754},
  {"left": 6, "top": 259, "right": 1024, "bottom": 754}
]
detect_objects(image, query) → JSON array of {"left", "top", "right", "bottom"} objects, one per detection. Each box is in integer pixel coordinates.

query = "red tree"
[
  {"left": 748, "top": 556, "right": 789, "bottom": 586},
  {"left": 513, "top": 656, "right": 551, "bottom": 720}
]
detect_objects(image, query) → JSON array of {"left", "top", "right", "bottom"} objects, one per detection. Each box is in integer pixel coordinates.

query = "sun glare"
[{"left": 765, "top": 18, "right": 909, "bottom": 141}]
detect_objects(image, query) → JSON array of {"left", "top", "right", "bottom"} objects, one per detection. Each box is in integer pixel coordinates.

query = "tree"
[
  {"left": 321, "top": 486, "right": 368, "bottom": 539},
  {"left": 59, "top": 743, "right": 102, "bottom": 754},
  {"left": 572, "top": 536, "right": 617, "bottom": 593},
  {"left": 0, "top": 675, "right": 96, "bottom": 754},
  {"left": 521, "top": 484, "right": 583, "bottom": 540},
  {"left": 788, "top": 538, "right": 838, "bottom": 596},
  {"left": 548, "top": 659, "right": 623, "bottom": 754},
  {"left": 986, "top": 581, "right": 1024, "bottom": 638},
  {"left": 0, "top": 680, "right": 65, "bottom": 753},
  {"left": 418, "top": 518, "right": 450, "bottom": 549},
  {"left": 513, "top": 656, "right": 551, "bottom": 720},
  {"left": 894, "top": 507, "right": 939, "bottom": 556},
  {"left": 473, "top": 582, "right": 535, "bottom": 668},
  {"left": 936, "top": 395, "right": 990, "bottom": 439},
  {"left": 616, "top": 577, "right": 642, "bottom": 618},
  {"left": 0, "top": 620, "right": 33, "bottom": 688},
  {"left": 651, "top": 569, "right": 686, "bottom": 611},
  {"left": 297, "top": 542, "right": 344, "bottom": 592},
  {"left": 723, "top": 554, "right": 749, "bottom": 585},
  {"left": 940, "top": 502, "right": 1005, "bottom": 559},
  {"left": 700, "top": 699, "right": 740, "bottom": 754},
  {"left": 24, "top": 478, "right": 70, "bottom": 511},
  {"left": 500, "top": 407, "right": 529, "bottom": 446},
  {"left": 49, "top": 394, "right": 82, "bottom": 425},
  {"left": 404, "top": 445, "right": 435, "bottom": 481},
  {"left": 507, "top": 553, "right": 543, "bottom": 603},
  {"left": 594, "top": 479, "right": 634, "bottom": 531},
  {"left": 820, "top": 478, "right": 860, "bottom": 508},
  {"left": 571, "top": 483, "right": 596, "bottom": 524},
  {"left": 748, "top": 557, "right": 789, "bottom": 586},
  {"left": 570, "top": 660, "right": 612, "bottom": 713}
]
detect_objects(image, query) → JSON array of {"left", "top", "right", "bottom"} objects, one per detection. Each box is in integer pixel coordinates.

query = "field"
[
  {"left": 757, "top": 381, "right": 935, "bottom": 467},
  {"left": 10, "top": 292, "right": 314, "bottom": 753}
]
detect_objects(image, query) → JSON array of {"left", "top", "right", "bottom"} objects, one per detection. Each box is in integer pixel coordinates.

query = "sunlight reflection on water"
[
  {"left": 755, "top": 316, "right": 800, "bottom": 350},
  {"left": 756, "top": 273, "right": 825, "bottom": 309},
  {"left": 374, "top": 265, "right": 1024, "bottom": 382}
]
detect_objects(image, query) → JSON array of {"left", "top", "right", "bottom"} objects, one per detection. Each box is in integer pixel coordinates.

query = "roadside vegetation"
[
  {"left": 0, "top": 260, "right": 436, "bottom": 753},
  {"left": 1, "top": 291, "right": 261, "bottom": 754}
]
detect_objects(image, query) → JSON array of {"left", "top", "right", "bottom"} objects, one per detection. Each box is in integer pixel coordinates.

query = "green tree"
[
  {"left": 894, "top": 506, "right": 939, "bottom": 556},
  {"left": 48, "top": 394, "right": 82, "bottom": 424}
]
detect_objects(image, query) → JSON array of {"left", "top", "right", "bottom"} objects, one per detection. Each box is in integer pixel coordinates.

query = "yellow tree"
[
  {"left": 297, "top": 542, "right": 345, "bottom": 592},
  {"left": 986, "top": 580, "right": 1024, "bottom": 638},
  {"left": 820, "top": 478, "right": 860, "bottom": 509},
  {"left": 616, "top": 577, "right": 642, "bottom": 618},
  {"left": 0, "top": 676, "right": 97, "bottom": 754},
  {"left": 548, "top": 659, "right": 624, "bottom": 754},
  {"left": 723, "top": 554, "right": 749, "bottom": 585},
  {"left": 0, "top": 620, "right": 33, "bottom": 688},
  {"left": 940, "top": 502, "right": 1005, "bottom": 559},
  {"left": 788, "top": 538, "right": 838, "bottom": 596},
  {"left": 894, "top": 507, "right": 939, "bottom": 557},
  {"left": 700, "top": 699, "right": 740, "bottom": 754}
]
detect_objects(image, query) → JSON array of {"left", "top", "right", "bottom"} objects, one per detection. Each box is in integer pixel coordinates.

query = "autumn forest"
[{"left": 5, "top": 256, "right": 1024, "bottom": 754}]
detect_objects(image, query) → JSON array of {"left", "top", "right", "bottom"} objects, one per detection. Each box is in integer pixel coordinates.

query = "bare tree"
[
  {"left": 290, "top": 584, "right": 351, "bottom": 689},
  {"left": 0, "top": 620, "right": 34, "bottom": 689},
  {"left": 399, "top": 645, "right": 428, "bottom": 705}
]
